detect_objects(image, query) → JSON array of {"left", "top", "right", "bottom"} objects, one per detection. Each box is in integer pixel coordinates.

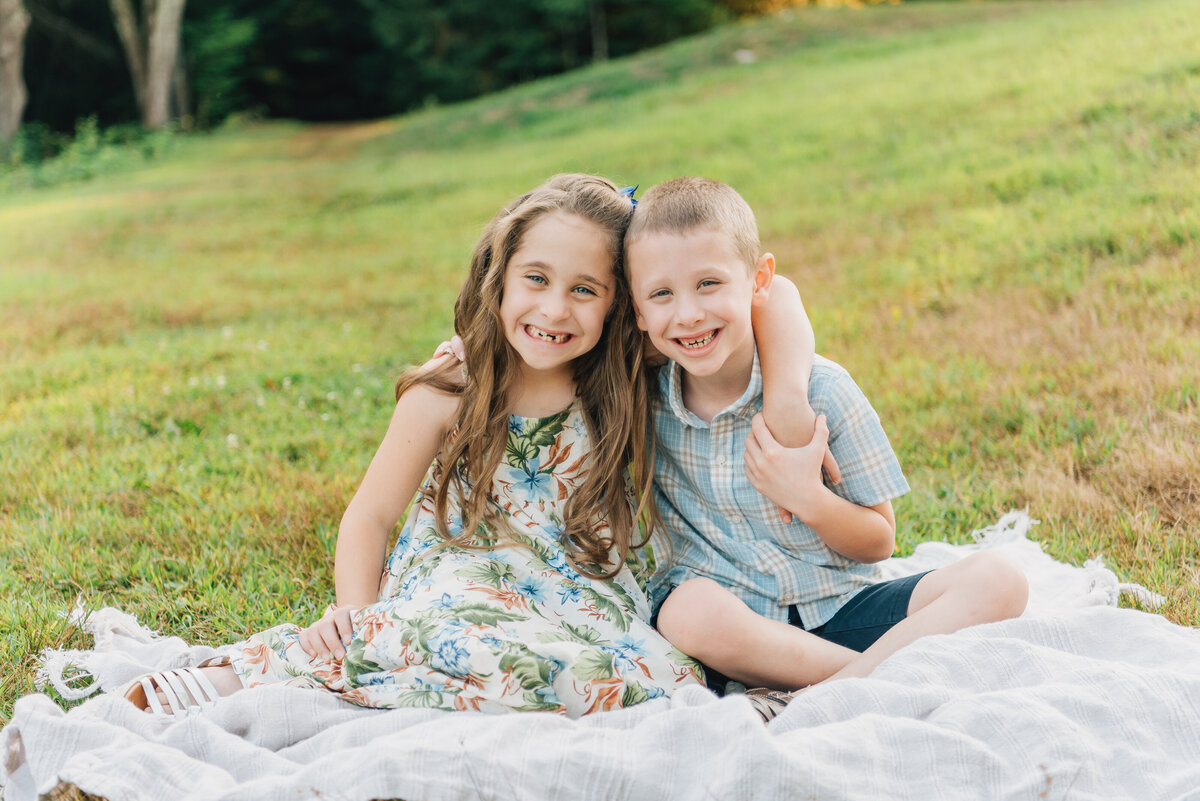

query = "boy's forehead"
[{"left": 627, "top": 227, "right": 750, "bottom": 275}]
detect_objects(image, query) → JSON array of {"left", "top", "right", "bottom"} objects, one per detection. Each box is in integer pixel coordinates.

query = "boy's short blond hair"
[{"left": 625, "top": 177, "right": 761, "bottom": 270}]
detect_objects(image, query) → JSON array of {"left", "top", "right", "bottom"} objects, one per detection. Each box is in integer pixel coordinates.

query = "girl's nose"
[{"left": 543, "top": 292, "right": 570, "bottom": 321}]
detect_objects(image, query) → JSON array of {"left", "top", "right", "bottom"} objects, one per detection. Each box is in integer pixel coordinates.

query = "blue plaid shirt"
[{"left": 649, "top": 351, "right": 910, "bottom": 628}]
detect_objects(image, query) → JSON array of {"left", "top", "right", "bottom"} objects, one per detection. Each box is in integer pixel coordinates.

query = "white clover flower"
[
  {"left": 222, "top": 326, "right": 233, "bottom": 340},
  {"left": 226, "top": 433, "right": 239, "bottom": 448},
  {"left": 188, "top": 376, "right": 200, "bottom": 387},
  {"left": 217, "top": 375, "right": 227, "bottom": 388},
  {"left": 282, "top": 376, "right": 292, "bottom": 389}
]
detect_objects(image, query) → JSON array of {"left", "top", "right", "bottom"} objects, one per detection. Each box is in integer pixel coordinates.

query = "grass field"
[{"left": 2, "top": 0, "right": 1198, "bottom": 723}]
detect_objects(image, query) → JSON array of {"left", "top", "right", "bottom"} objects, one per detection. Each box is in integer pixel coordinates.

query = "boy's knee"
[
  {"left": 656, "top": 578, "right": 728, "bottom": 657},
  {"left": 965, "top": 551, "right": 1029, "bottom": 621}
]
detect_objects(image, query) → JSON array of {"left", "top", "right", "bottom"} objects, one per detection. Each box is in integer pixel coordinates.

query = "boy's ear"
[{"left": 751, "top": 252, "right": 776, "bottom": 305}]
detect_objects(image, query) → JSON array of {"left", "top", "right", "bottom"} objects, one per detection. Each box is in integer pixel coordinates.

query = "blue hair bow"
[{"left": 620, "top": 185, "right": 639, "bottom": 207}]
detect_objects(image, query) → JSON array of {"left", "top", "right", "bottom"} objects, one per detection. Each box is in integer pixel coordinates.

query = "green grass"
[{"left": 3, "top": 0, "right": 1198, "bottom": 722}]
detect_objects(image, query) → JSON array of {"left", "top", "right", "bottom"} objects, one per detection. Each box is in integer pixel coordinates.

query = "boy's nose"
[{"left": 674, "top": 296, "right": 703, "bottom": 325}]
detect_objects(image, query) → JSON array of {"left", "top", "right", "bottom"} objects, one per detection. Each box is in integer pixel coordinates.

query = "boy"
[{"left": 625, "top": 178, "right": 1028, "bottom": 705}]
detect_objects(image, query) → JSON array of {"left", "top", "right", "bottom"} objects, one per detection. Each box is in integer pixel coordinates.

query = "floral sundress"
[{"left": 230, "top": 403, "right": 704, "bottom": 717}]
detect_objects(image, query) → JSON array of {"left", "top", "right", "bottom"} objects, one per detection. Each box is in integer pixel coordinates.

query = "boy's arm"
[
  {"left": 753, "top": 274, "right": 816, "bottom": 446},
  {"left": 743, "top": 414, "right": 895, "bottom": 562},
  {"left": 753, "top": 274, "right": 841, "bottom": 485}
]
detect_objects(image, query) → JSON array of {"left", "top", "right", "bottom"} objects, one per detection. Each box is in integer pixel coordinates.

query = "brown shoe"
[{"left": 743, "top": 687, "right": 795, "bottom": 724}]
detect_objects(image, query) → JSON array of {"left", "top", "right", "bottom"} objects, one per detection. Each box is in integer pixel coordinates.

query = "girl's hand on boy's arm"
[{"left": 298, "top": 604, "right": 359, "bottom": 661}]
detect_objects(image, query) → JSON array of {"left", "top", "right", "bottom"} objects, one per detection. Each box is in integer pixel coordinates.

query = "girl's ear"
[{"left": 751, "top": 252, "right": 776, "bottom": 305}]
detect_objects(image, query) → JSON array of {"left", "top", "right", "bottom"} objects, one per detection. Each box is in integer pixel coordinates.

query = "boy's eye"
[
  {"left": 649, "top": 289, "right": 671, "bottom": 299},
  {"left": 699, "top": 279, "right": 719, "bottom": 289}
]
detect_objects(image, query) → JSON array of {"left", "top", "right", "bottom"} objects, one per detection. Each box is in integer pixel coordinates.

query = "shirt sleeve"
[{"left": 815, "top": 370, "right": 910, "bottom": 508}]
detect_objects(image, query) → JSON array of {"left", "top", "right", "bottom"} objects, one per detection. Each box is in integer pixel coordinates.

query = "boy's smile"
[{"left": 627, "top": 228, "right": 773, "bottom": 394}]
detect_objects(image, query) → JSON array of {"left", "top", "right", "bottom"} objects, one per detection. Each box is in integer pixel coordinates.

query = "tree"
[
  {"left": 109, "top": 0, "right": 186, "bottom": 129},
  {"left": 0, "top": 0, "right": 30, "bottom": 157}
]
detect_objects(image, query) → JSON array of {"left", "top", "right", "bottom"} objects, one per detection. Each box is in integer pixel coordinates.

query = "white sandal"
[{"left": 122, "top": 666, "right": 223, "bottom": 718}]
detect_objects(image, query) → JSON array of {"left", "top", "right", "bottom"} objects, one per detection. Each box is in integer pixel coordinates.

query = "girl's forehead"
[{"left": 511, "top": 212, "right": 617, "bottom": 278}]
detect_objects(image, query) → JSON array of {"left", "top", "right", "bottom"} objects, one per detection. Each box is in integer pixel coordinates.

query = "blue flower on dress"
[
  {"left": 515, "top": 576, "right": 549, "bottom": 604},
  {"left": 606, "top": 634, "right": 648, "bottom": 674},
  {"left": 556, "top": 583, "right": 583, "bottom": 605},
  {"left": 532, "top": 655, "right": 567, "bottom": 702},
  {"left": 508, "top": 457, "right": 554, "bottom": 502},
  {"left": 397, "top": 570, "right": 422, "bottom": 600},
  {"left": 509, "top": 417, "right": 525, "bottom": 435},
  {"left": 426, "top": 624, "right": 473, "bottom": 677},
  {"left": 433, "top": 592, "right": 463, "bottom": 610}
]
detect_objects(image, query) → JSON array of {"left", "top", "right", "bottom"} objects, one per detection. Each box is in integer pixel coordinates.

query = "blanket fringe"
[{"left": 970, "top": 509, "right": 1039, "bottom": 545}]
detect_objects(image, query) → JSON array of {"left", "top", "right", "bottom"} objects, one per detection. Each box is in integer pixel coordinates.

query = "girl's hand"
[{"left": 298, "top": 605, "right": 359, "bottom": 661}]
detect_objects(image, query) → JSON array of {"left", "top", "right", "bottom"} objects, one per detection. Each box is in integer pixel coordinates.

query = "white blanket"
[{"left": 5, "top": 513, "right": 1198, "bottom": 801}]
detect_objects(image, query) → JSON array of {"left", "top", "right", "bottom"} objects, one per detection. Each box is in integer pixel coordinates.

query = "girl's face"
[{"left": 498, "top": 211, "right": 616, "bottom": 383}]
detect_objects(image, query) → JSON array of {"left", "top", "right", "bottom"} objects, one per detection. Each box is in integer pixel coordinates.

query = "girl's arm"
[
  {"left": 335, "top": 384, "right": 459, "bottom": 606},
  {"left": 299, "top": 383, "right": 458, "bottom": 659}
]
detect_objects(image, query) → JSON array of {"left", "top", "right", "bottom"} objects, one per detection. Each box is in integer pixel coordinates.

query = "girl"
[{"left": 123, "top": 174, "right": 705, "bottom": 718}]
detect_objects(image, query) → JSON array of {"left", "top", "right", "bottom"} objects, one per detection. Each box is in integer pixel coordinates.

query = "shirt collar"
[{"left": 664, "top": 346, "right": 762, "bottom": 429}]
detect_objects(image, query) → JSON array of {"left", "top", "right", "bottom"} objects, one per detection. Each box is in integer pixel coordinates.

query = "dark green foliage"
[{"left": 20, "top": 0, "right": 724, "bottom": 131}]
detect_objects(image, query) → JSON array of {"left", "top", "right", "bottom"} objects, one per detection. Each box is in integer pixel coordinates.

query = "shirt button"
[{"left": 717, "top": 455, "right": 727, "bottom": 465}]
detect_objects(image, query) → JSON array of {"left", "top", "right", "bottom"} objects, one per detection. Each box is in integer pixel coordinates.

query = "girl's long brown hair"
[{"left": 395, "top": 174, "right": 657, "bottom": 579}]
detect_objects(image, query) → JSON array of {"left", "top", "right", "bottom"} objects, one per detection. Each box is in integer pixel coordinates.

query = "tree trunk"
[
  {"left": 109, "top": 0, "right": 146, "bottom": 117},
  {"left": 0, "top": 0, "right": 31, "bottom": 158},
  {"left": 109, "top": 0, "right": 186, "bottom": 129},
  {"left": 590, "top": 1, "right": 608, "bottom": 63},
  {"left": 143, "top": 0, "right": 184, "bottom": 129}
]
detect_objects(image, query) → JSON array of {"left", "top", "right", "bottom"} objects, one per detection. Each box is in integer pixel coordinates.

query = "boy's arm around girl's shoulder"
[{"left": 334, "top": 381, "right": 462, "bottom": 609}]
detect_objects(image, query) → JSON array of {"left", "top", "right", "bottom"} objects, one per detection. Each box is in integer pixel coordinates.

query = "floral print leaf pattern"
[
  {"left": 455, "top": 561, "right": 514, "bottom": 589},
  {"left": 571, "top": 649, "right": 616, "bottom": 681},
  {"left": 230, "top": 403, "right": 704, "bottom": 717},
  {"left": 524, "top": 409, "right": 569, "bottom": 449},
  {"left": 621, "top": 683, "right": 650, "bottom": 707},
  {"left": 451, "top": 602, "right": 528, "bottom": 627}
]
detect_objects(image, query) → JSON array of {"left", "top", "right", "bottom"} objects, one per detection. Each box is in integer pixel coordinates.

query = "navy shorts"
[{"left": 701, "top": 570, "right": 932, "bottom": 694}]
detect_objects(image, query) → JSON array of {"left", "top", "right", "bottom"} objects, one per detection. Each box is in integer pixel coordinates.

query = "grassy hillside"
[{"left": 2, "top": 0, "right": 1197, "bottom": 721}]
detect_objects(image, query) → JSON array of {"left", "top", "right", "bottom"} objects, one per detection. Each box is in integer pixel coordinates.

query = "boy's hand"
[
  {"left": 745, "top": 413, "right": 833, "bottom": 522},
  {"left": 757, "top": 399, "right": 841, "bottom": 523},
  {"left": 433, "top": 335, "right": 465, "bottom": 362},
  {"left": 298, "top": 605, "right": 359, "bottom": 661}
]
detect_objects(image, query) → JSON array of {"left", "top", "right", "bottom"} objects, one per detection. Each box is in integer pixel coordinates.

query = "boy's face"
[{"left": 626, "top": 228, "right": 773, "bottom": 381}]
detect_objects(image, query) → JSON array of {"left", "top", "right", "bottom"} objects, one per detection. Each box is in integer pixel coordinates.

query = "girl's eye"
[
  {"left": 572, "top": 285, "right": 597, "bottom": 296},
  {"left": 526, "top": 274, "right": 547, "bottom": 285},
  {"left": 649, "top": 289, "right": 671, "bottom": 299}
]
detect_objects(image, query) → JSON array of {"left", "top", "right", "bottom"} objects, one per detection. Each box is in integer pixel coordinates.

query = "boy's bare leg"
[
  {"left": 656, "top": 578, "right": 860, "bottom": 689},
  {"left": 822, "top": 551, "right": 1029, "bottom": 683}
]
